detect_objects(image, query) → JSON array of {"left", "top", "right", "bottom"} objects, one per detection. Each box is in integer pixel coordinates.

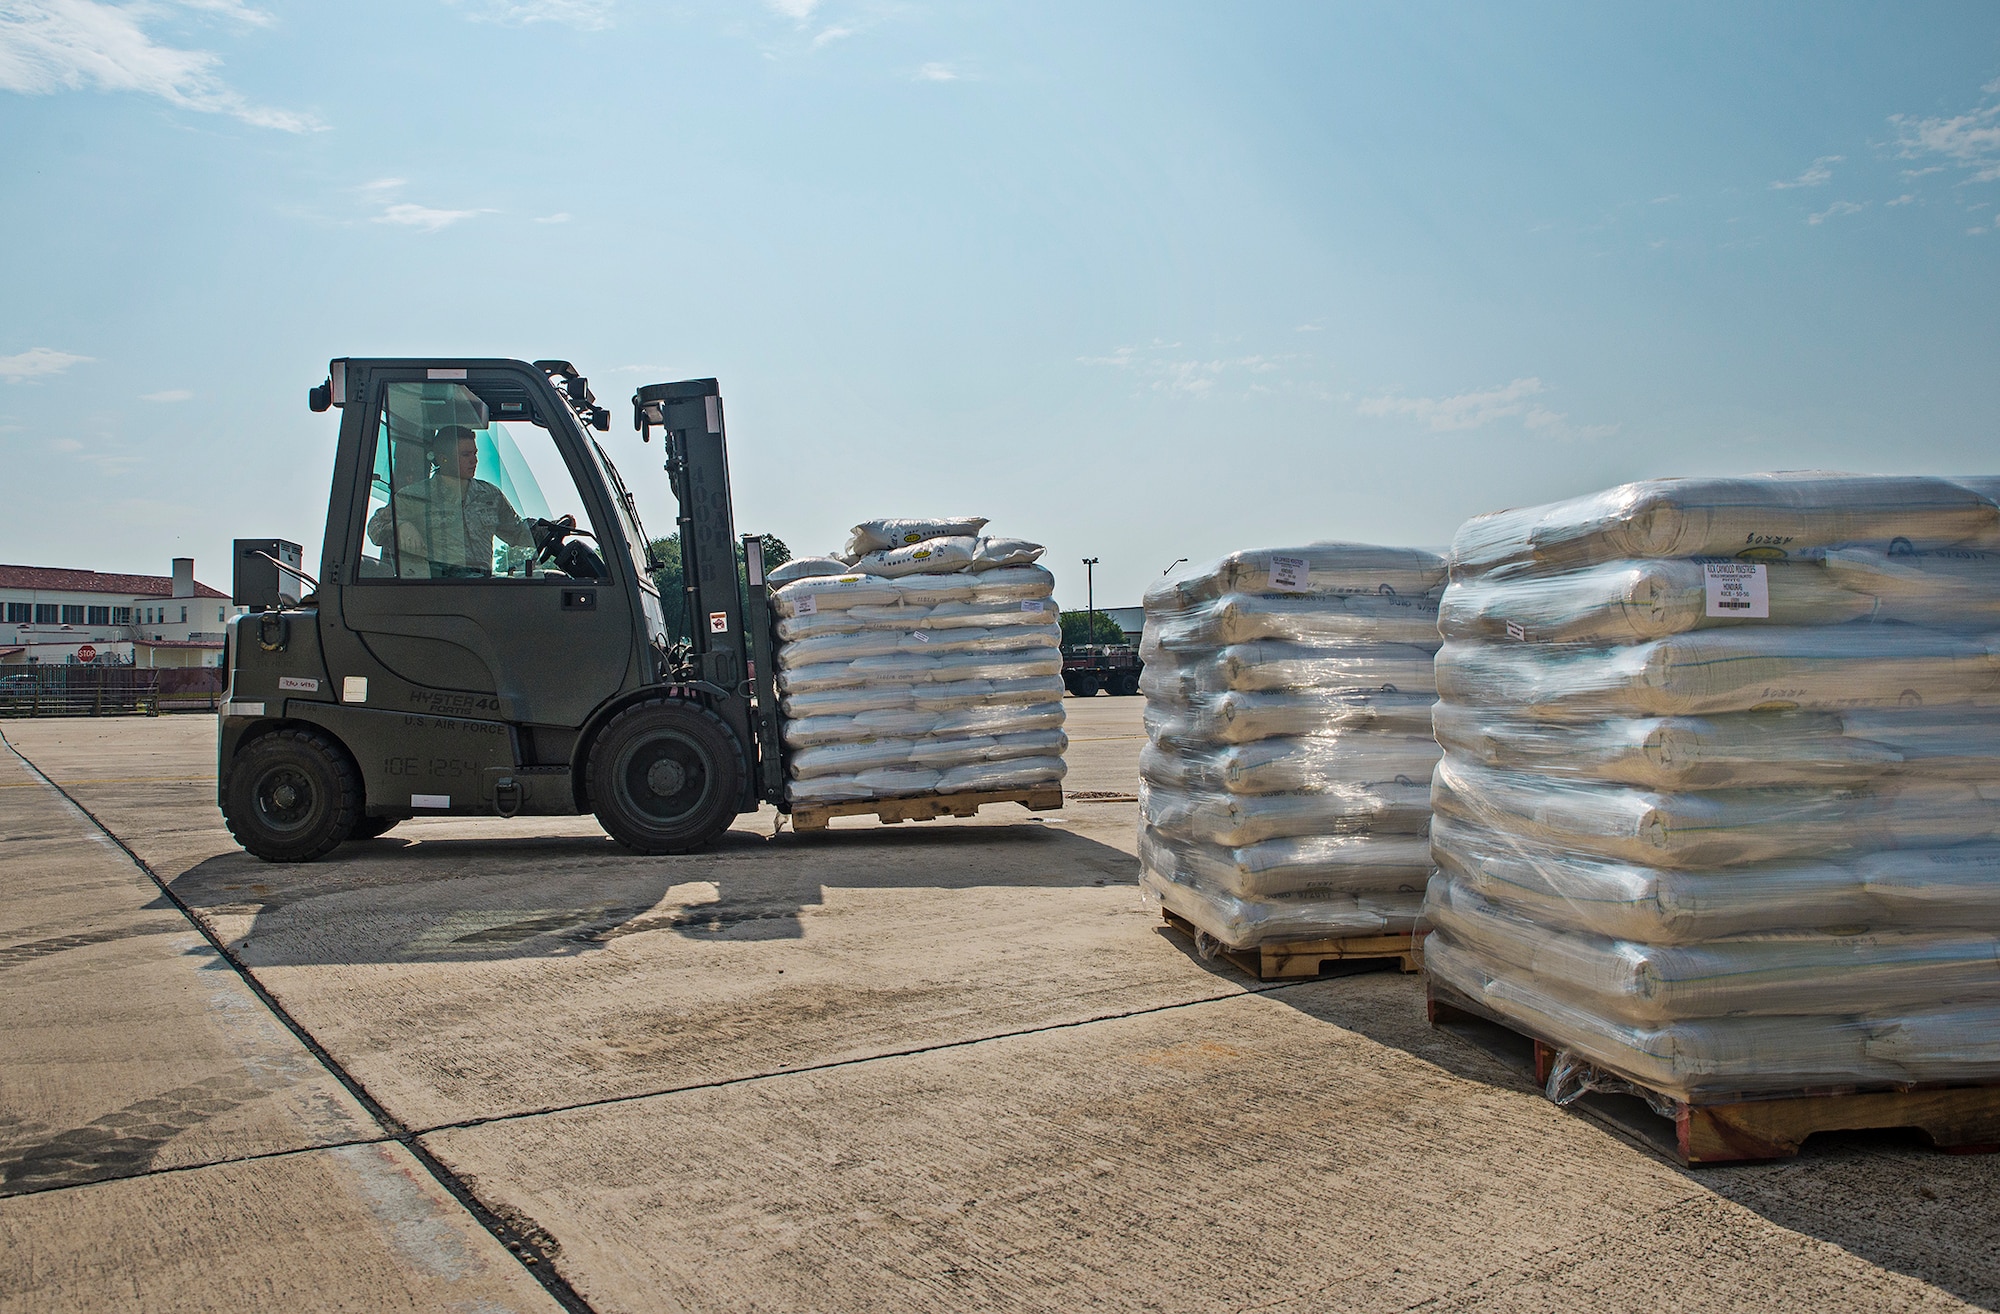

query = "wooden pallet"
[
  {"left": 1161, "top": 911, "right": 1422, "bottom": 980},
  {"left": 788, "top": 786, "right": 1063, "bottom": 833},
  {"left": 1427, "top": 976, "right": 2000, "bottom": 1166}
]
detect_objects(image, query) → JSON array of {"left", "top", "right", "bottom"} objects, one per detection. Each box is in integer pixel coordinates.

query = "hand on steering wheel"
[{"left": 532, "top": 514, "right": 596, "bottom": 564}]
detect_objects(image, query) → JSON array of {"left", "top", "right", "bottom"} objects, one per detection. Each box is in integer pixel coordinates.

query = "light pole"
[{"left": 1081, "top": 557, "right": 1100, "bottom": 646}]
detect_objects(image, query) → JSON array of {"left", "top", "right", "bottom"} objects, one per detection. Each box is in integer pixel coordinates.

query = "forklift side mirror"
[{"left": 308, "top": 380, "right": 332, "bottom": 413}]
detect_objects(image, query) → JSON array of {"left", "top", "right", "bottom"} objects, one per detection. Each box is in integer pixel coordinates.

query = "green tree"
[
  {"left": 648, "top": 532, "right": 791, "bottom": 642},
  {"left": 1060, "top": 610, "right": 1128, "bottom": 647}
]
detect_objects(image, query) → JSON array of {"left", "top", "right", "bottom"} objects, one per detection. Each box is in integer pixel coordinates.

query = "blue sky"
[{"left": 2, "top": 1, "right": 1997, "bottom": 610}]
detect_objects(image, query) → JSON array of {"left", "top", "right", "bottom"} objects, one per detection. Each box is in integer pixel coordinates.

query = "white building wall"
[{"left": 0, "top": 587, "right": 240, "bottom": 665}]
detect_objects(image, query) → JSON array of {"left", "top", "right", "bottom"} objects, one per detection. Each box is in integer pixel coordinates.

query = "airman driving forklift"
[{"left": 218, "top": 358, "right": 789, "bottom": 861}]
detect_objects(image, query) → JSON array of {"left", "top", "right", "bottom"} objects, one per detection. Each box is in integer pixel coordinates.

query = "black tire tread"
[
  {"left": 586, "top": 698, "right": 745, "bottom": 855},
  {"left": 221, "top": 727, "right": 362, "bottom": 863}
]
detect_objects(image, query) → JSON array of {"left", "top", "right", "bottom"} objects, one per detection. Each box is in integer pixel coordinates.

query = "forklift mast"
[{"left": 634, "top": 379, "right": 787, "bottom": 810}]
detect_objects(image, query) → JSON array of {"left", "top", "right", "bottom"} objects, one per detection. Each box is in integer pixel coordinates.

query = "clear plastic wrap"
[
  {"left": 1435, "top": 626, "right": 2000, "bottom": 719},
  {"left": 1819, "top": 545, "right": 2000, "bottom": 626},
  {"left": 1140, "top": 833, "right": 1426, "bottom": 939},
  {"left": 1427, "top": 873, "right": 2000, "bottom": 1027},
  {"left": 1139, "top": 542, "right": 1446, "bottom": 947},
  {"left": 1140, "top": 735, "right": 1441, "bottom": 797},
  {"left": 1141, "top": 641, "right": 1440, "bottom": 699},
  {"left": 1142, "top": 778, "right": 1431, "bottom": 846},
  {"left": 773, "top": 530, "right": 1064, "bottom": 806},
  {"left": 1431, "top": 817, "right": 2000, "bottom": 943},
  {"left": 1148, "top": 543, "right": 1447, "bottom": 607},
  {"left": 1147, "top": 593, "right": 1444, "bottom": 650},
  {"left": 1448, "top": 474, "right": 2000, "bottom": 579},
  {"left": 1432, "top": 703, "right": 2000, "bottom": 789},
  {"left": 1144, "top": 689, "right": 1438, "bottom": 746},
  {"left": 1432, "top": 756, "right": 2000, "bottom": 869},
  {"left": 1427, "top": 473, "right": 2000, "bottom": 1097},
  {"left": 1438, "top": 558, "right": 1877, "bottom": 644}
]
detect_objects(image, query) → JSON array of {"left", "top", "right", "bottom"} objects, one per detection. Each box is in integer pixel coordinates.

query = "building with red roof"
[{"left": 0, "top": 558, "right": 240, "bottom": 668}]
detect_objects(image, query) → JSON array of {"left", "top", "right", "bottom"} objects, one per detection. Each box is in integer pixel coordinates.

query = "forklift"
[{"left": 218, "top": 357, "right": 789, "bottom": 861}]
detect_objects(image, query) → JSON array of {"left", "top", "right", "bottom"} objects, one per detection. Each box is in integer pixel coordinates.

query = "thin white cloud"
[
  {"left": 1771, "top": 155, "right": 1842, "bottom": 189},
  {"left": 1808, "top": 199, "right": 1865, "bottom": 225},
  {"left": 177, "top": 0, "right": 274, "bottom": 25},
  {"left": 0, "top": 347, "right": 91, "bottom": 381},
  {"left": 1650, "top": 193, "right": 1680, "bottom": 204},
  {"left": 914, "top": 61, "right": 957, "bottom": 81},
  {"left": 1358, "top": 377, "right": 1545, "bottom": 431},
  {"left": 375, "top": 202, "right": 486, "bottom": 233},
  {"left": 1357, "top": 377, "right": 1616, "bottom": 440},
  {"left": 767, "top": 0, "right": 818, "bottom": 18},
  {"left": 1078, "top": 344, "right": 1287, "bottom": 399},
  {"left": 1886, "top": 193, "right": 1917, "bottom": 207},
  {"left": 141, "top": 388, "right": 194, "bottom": 402},
  {"left": 52, "top": 437, "right": 140, "bottom": 474},
  {"left": 811, "top": 25, "right": 853, "bottom": 47},
  {"left": 357, "top": 176, "right": 405, "bottom": 195},
  {"left": 448, "top": 0, "right": 613, "bottom": 27},
  {"left": 533, "top": 211, "right": 572, "bottom": 224},
  {"left": 0, "top": 0, "right": 319, "bottom": 131},
  {"left": 1295, "top": 322, "right": 1324, "bottom": 333},
  {"left": 1892, "top": 78, "right": 2000, "bottom": 183}
]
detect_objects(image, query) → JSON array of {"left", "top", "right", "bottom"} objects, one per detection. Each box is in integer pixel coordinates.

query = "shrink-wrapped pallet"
[
  {"left": 771, "top": 525, "right": 1066, "bottom": 806},
  {"left": 1139, "top": 543, "right": 1447, "bottom": 948},
  {"left": 1426, "top": 474, "right": 2000, "bottom": 1102}
]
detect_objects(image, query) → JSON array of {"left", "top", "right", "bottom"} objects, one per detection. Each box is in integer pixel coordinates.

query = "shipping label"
[
  {"left": 1704, "top": 561, "right": 1770, "bottom": 618},
  {"left": 1268, "top": 555, "right": 1309, "bottom": 593}
]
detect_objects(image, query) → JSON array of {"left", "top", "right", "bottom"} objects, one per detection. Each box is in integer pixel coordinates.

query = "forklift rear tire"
[
  {"left": 588, "top": 699, "right": 745, "bottom": 854},
  {"left": 221, "top": 728, "right": 362, "bottom": 863}
]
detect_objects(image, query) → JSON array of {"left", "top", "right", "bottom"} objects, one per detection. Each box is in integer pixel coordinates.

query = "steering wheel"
[{"left": 532, "top": 514, "right": 596, "bottom": 564}]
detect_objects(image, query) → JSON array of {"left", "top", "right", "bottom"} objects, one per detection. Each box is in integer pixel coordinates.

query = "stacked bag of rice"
[
  {"left": 1138, "top": 544, "right": 1448, "bottom": 948},
  {"left": 767, "top": 517, "right": 1068, "bottom": 807},
  {"left": 1425, "top": 473, "right": 2000, "bottom": 1102}
]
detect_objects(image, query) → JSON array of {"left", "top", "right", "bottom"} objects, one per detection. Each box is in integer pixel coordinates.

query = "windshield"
[{"left": 362, "top": 380, "right": 602, "bottom": 581}]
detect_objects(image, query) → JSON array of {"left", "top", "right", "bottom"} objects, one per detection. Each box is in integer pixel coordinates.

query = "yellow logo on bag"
[
  {"left": 912, "top": 548, "right": 932, "bottom": 559},
  {"left": 902, "top": 532, "right": 923, "bottom": 543}
]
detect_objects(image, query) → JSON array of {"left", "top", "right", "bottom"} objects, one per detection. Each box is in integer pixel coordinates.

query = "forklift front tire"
[
  {"left": 222, "top": 728, "right": 363, "bottom": 863},
  {"left": 588, "top": 699, "right": 745, "bottom": 854}
]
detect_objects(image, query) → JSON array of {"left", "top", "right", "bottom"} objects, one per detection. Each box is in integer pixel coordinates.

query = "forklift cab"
[{"left": 217, "top": 358, "right": 785, "bottom": 863}]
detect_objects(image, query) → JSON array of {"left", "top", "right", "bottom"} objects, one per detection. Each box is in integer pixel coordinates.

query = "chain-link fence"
[{"left": 0, "top": 666, "right": 225, "bottom": 718}]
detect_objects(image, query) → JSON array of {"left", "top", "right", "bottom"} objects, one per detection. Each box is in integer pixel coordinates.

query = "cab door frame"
[{"left": 315, "top": 359, "right": 647, "bottom": 731}]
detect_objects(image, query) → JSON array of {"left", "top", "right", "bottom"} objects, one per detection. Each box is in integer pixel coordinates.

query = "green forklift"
[{"left": 218, "top": 358, "right": 788, "bottom": 861}]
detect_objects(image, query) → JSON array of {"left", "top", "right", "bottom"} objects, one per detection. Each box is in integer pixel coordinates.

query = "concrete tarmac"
[{"left": 2, "top": 697, "right": 1996, "bottom": 1312}]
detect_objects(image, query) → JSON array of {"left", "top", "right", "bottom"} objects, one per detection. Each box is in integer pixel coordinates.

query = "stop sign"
[{"left": 77, "top": 644, "right": 97, "bottom": 663}]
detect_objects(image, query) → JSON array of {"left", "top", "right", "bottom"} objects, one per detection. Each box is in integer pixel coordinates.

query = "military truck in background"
[{"left": 1061, "top": 643, "right": 1142, "bottom": 697}]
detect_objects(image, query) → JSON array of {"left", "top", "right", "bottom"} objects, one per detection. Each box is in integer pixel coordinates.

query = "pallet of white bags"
[
  {"left": 788, "top": 786, "right": 1064, "bottom": 833},
  {"left": 1426, "top": 975, "right": 2000, "bottom": 1167},
  {"left": 1161, "top": 911, "right": 1423, "bottom": 980}
]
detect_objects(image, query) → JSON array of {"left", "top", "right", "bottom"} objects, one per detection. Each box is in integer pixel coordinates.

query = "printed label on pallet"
[
  {"left": 1268, "top": 555, "right": 1309, "bottom": 593},
  {"left": 1704, "top": 561, "right": 1769, "bottom": 618}
]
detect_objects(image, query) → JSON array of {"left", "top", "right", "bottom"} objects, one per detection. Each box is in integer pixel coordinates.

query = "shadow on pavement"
[
  {"left": 1241, "top": 963, "right": 2000, "bottom": 1312},
  {"left": 167, "top": 819, "right": 1141, "bottom": 966}
]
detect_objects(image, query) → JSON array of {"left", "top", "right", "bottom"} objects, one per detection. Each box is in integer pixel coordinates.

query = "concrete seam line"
[
  {"left": 0, "top": 1134, "right": 399, "bottom": 1201},
  {"left": 0, "top": 731, "right": 599, "bottom": 1314},
  {"left": 418, "top": 978, "right": 1321, "bottom": 1136}
]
